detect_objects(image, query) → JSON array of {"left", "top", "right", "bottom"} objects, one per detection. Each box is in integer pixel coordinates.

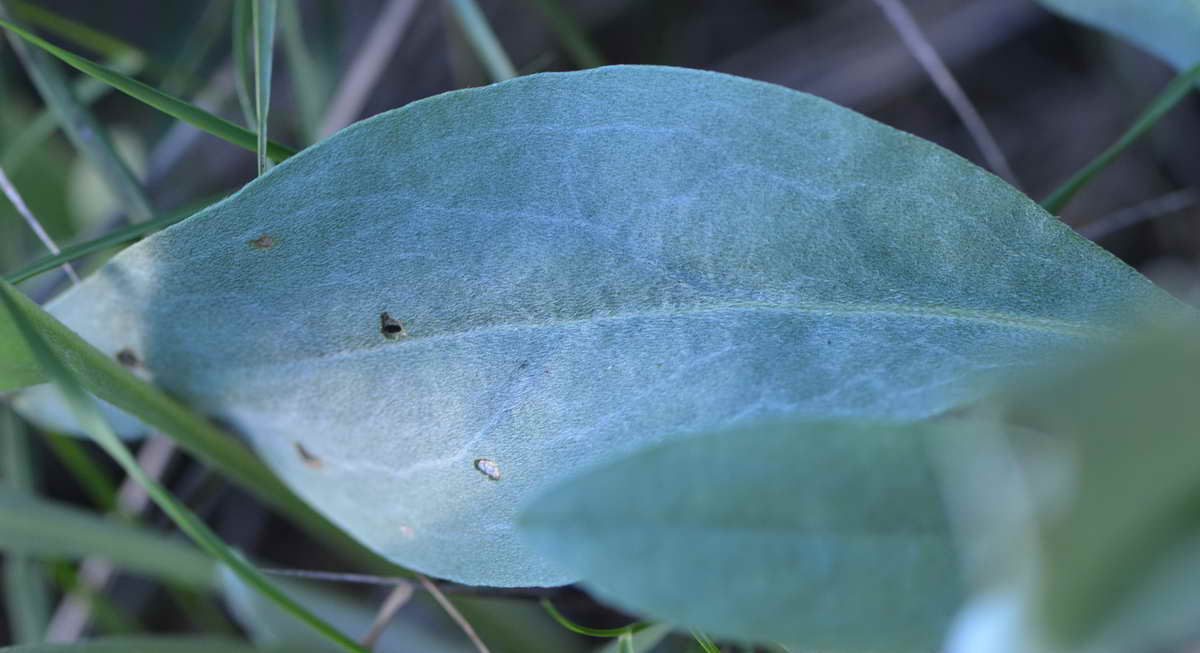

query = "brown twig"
[
  {"left": 417, "top": 572, "right": 491, "bottom": 653},
  {"left": 319, "top": 0, "right": 421, "bottom": 138},
  {"left": 1078, "top": 187, "right": 1199, "bottom": 240},
  {"left": 360, "top": 581, "right": 415, "bottom": 649},
  {"left": 871, "top": 0, "right": 1020, "bottom": 187}
]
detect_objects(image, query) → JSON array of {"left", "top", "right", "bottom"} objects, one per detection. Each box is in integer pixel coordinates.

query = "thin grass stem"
[
  {"left": 445, "top": 0, "right": 517, "bottom": 82},
  {"left": 1042, "top": 63, "right": 1200, "bottom": 215}
]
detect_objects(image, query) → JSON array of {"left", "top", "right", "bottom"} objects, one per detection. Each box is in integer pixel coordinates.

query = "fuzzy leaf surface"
[
  {"left": 19, "top": 65, "right": 1186, "bottom": 586},
  {"left": 518, "top": 418, "right": 970, "bottom": 651}
]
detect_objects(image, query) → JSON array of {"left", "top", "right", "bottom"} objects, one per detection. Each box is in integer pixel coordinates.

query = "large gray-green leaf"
[
  {"left": 518, "top": 418, "right": 970, "bottom": 651},
  {"left": 19, "top": 65, "right": 1187, "bottom": 586},
  {"left": 1035, "top": 0, "right": 1200, "bottom": 71}
]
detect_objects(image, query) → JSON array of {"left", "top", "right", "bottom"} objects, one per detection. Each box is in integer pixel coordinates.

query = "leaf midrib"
[{"left": 159, "top": 300, "right": 1112, "bottom": 381}]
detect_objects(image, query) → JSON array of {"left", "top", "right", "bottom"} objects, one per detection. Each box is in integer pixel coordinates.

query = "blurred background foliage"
[{"left": 0, "top": 0, "right": 1197, "bottom": 651}]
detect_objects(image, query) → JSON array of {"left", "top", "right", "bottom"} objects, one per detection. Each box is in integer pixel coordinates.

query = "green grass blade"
[
  {"left": 10, "top": 1, "right": 142, "bottom": 62},
  {"left": 4, "top": 197, "right": 215, "bottom": 284},
  {"left": 0, "top": 2, "right": 154, "bottom": 223},
  {"left": 1, "top": 405, "right": 51, "bottom": 643},
  {"left": 0, "top": 486, "right": 215, "bottom": 588},
  {"left": 689, "top": 630, "right": 719, "bottom": 653},
  {"left": 279, "top": 0, "right": 326, "bottom": 144},
  {"left": 41, "top": 430, "right": 118, "bottom": 512},
  {"left": 596, "top": 623, "right": 673, "bottom": 653},
  {"left": 0, "top": 282, "right": 310, "bottom": 526},
  {"left": 1042, "top": 62, "right": 1200, "bottom": 215},
  {"left": 0, "top": 281, "right": 405, "bottom": 574},
  {"left": 524, "top": 0, "right": 605, "bottom": 68},
  {"left": 539, "top": 599, "right": 645, "bottom": 638},
  {"left": 0, "top": 285, "right": 371, "bottom": 653},
  {"left": 0, "top": 636, "right": 264, "bottom": 652},
  {"left": 232, "top": 0, "right": 257, "bottom": 131},
  {"left": 253, "top": 0, "right": 278, "bottom": 175},
  {"left": 0, "top": 18, "right": 299, "bottom": 164},
  {"left": 445, "top": 0, "right": 517, "bottom": 82},
  {"left": 1, "top": 52, "right": 143, "bottom": 176},
  {"left": 159, "top": 1, "right": 230, "bottom": 97}
]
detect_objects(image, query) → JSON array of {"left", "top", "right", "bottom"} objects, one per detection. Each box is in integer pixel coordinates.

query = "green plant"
[{"left": 1, "top": 2, "right": 1198, "bottom": 652}]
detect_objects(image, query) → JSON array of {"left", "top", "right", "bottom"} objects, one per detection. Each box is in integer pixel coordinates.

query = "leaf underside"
[
  {"left": 518, "top": 418, "right": 970, "bottom": 651},
  {"left": 11, "top": 65, "right": 1186, "bottom": 586},
  {"left": 1035, "top": 0, "right": 1200, "bottom": 71}
]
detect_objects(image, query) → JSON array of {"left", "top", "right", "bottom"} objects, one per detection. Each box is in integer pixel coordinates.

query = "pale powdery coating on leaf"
[
  {"left": 1035, "top": 0, "right": 1200, "bottom": 71},
  {"left": 19, "top": 66, "right": 1188, "bottom": 586}
]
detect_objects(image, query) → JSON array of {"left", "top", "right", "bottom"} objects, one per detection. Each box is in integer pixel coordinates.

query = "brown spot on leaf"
[
  {"left": 380, "top": 312, "right": 407, "bottom": 340},
  {"left": 248, "top": 234, "right": 276, "bottom": 249},
  {"left": 116, "top": 348, "right": 140, "bottom": 368},
  {"left": 295, "top": 443, "right": 323, "bottom": 469}
]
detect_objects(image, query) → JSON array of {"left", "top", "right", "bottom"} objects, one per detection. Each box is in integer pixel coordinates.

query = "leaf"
[
  {"left": 998, "top": 329, "right": 1200, "bottom": 651},
  {"left": 0, "top": 283, "right": 369, "bottom": 653},
  {"left": 219, "top": 567, "right": 471, "bottom": 653},
  {"left": 1035, "top": 0, "right": 1200, "bottom": 71},
  {"left": 0, "top": 486, "right": 216, "bottom": 588},
  {"left": 18, "top": 66, "right": 1189, "bottom": 586},
  {"left": 0, "top": 637, "right": 263, "bottom": 653},
  {"left": 519, "top": 417, "right": 970, "bottom": 651},
  {"left": 0, "top": 282, "right": 395, "bottom": 575}
]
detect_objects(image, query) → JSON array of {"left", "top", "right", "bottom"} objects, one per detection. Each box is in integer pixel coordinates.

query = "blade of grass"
[
  {"left": 1042, "top": 62, "right": 1200, "bottom": 215},
  {"left": 0, "top": 486, "right": 215, "bottom": 588},
  {"left": 523, "top": 0, "right": 605, "bottom": 69},
  {"left": 0, "top": 282, "right": 328, "bottom": 539},
  {"left": 47, "top": 562, "right": 141, "bottom": 637},
  {"left": 0, "top": 18, "right": 299, "bottom": 163},
  {"left": 597, "top": 623, "right": 673, "bottom": 653},
  {"left": 159, "top": 1, "right": 230, "bottom": 97},
  {"left": 4, "top": 196, "right": 217, "bottom": 284},
  {"left": 1, "top": 404, "right": 51, "bottom": 643},
  {"left": 318, "top": 0, "right": 419, "bottom": 139},
  {"left": 279, "top": 0, "right": 327, "bottom": 143},
  {"left": 0, "top": 284, "right": 371, "bottom": 653},
  {"left": 41, "top": 430, "right": 117, "bottom": 512},
  {"left": 689, "top": 630, "right": 719, "bottom": 653},
  {"left": 0, "top": 165, "right": 80, "bottom": 283},
  {"left": 0, "top": 2, "right": 154, "bottom": 223},
  {"left": 539, "top": 599, "right": 647, "bottom": 638},
  {"left": 45, "top": 436, "right": 176, "bottom": 642},
  {"left": 445, "top": 0, "right": 517, "bottom": 82},
  {"left": 2, "top": 52, "right": 143, "bottom": 176},
  {"left": 9, "top": 2, "right": 143, "bottom": 63},
  {"left": 232, "top": 0, "right": 257, "bottom": 131},
  {"left": 253, "top": 0, "right": 277, "bottom": 175}
]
